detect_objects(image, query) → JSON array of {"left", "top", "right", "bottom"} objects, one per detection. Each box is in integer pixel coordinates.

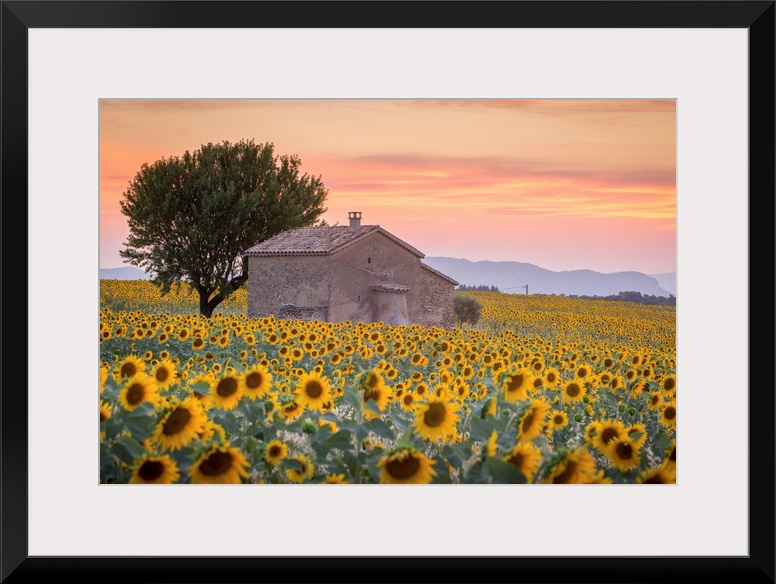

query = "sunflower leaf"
[
  {"left": 653, "top": 430, "right": 672, "bottom": 452},
  {"left": 126, "top": 401, "right": 156, "bottom": 418},
  {"left": 362, "top": 418, "right": 394, "bottom": 441},
  {"left": 121, "top": 436, "right": 148, "bottom": 460},
  {"left": 124, "top": 414, "right": 157, "bottom": 442},
  {"left": 468, "top": 416, "right": 499, "bottom": 442},
  {"left": 485, "top": 457, "right": 527, "bottom": 484},
  {"left": 362, "top": 398, "right": 383, "bottom": 415},
  {"left": 325, "top": 430, "right": 353, "bottom": 449}
]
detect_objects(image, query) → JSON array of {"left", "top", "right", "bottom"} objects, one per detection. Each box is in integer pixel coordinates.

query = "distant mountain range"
[
  {"left": 422, "top": 257, "right": 675, "bottom": 297},
  {"left": 100, "top": 267, "right": 152, "bottom": 280},
  {"left": 101, "top": 260, "right": 676, "bottom": 297}
]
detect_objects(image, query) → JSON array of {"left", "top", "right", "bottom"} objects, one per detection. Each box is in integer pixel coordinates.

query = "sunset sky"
[{"left": 99, "top": 99, "right": 676, "bottom": 275}]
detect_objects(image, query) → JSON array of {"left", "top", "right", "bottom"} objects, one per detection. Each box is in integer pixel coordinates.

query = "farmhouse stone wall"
[
  {"left": 419, "top": 267, "right": 455, "bottom": 329},
  {"left": 329, "top": 232, "right": 421, "bottom": 324},
  {"left": 370, "top": 284, "right": 409, "bottom": 326},
  {"left": 246, "top": 255, "right": 331, "bottom": 319},
  {"left": 245, "top": 229, "right": 456, "bottom": 328}
]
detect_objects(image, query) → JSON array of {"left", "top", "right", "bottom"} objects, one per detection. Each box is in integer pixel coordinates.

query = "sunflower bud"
[
  {"left": 301, "top": 420, "right": 317, "bottom": 435},
  {"left": 574, "top": 414, "right": 583, "bottom": 422}
]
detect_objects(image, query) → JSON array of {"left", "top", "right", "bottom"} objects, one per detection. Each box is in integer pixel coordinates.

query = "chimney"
[{"left": 348, "top": 211, "right": 362, "bottom": 231}]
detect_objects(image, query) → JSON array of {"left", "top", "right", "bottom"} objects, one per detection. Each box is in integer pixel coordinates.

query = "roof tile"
[{"left": 244, "top": 225, "right": 425, "bottom": 258}]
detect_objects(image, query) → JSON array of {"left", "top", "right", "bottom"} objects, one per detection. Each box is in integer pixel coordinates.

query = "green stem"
[{"left": 354, "top": 398, "right": 363, "bottom": 483}]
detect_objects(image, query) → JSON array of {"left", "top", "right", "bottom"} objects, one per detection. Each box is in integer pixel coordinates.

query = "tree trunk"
[{"left": 199, "top": 290, "right": 215, "bottom": 318}]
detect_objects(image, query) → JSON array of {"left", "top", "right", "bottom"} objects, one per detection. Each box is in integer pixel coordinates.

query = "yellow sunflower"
[
  {"left": 400, "top": 391, "right": 417, "bottom": 412},
  {"left": 278, "top": 400, "right": 304, "bottom": 423},
  {"left": 321, "top": 473, "right": 349, "bottom": 484},
  {"left": 647, "top": 391, "right": 663, "bottom": 411},
  {"left": 517, "top": 398, "right": 551, "bottom": 441},
  {"left": 625, "top": 422, "right": 648, "bottom": 449},
  {"left": 197, "top": 419, "right": 227, "bottom": 444},
  {"left": 129, "top": 454, "right": 180, "bottom": 484},
  {"left": 100, "top": 365, "right": 109, "bottom": 394},
  {"left": 588, "top": 469, "right": 614, "bottom": 484},
  {"left": 151, "top": 397, "right": 207, "bottom": 451},
  {"left": 413, "top": 394, "right": 460, "bottom": 442},
  {"left": 584, "top": 421, "right": 602, "bottom": 444},
  {"left": 294, "top": 371, "right": 331, "bottom": 411},
  {"left": 99, "top": 400, "right": 111, "bottom": 423},
  {"left": 378, "top": 447, "right": 437, "bottom": 484},
  {"left": 606, "top": 436, "right": 642, "bottom": 472},
  {"left": 209, "top": 372, "right": 243, "bottom": 410},
  {"left": 240, "top": 364, "right": 273, "bottom": 400},
  {"left": 499, "top": 366, "right": 535, "bottom": 402},
  {"left": 560, "top": 379, "right": 586, "bottom": 403},
  {"left": 637, "top": 466, "right": 676, "bottom": 484},
  {"left": 543, "top": 449, "right": 597, "bottom": 484},
  {"left": 360, "top": 368, "right": 391, "bottom": 413},
  {"left": 286, "top": 454, "right": 314, "bottom": 483},
  {"left": 591, "top": 419, "right": 627, "bottom": 455},
  {"left": 502, "top": 442, "right": 542, "bottom": 482},
  {"left": 149, "top": 358, "right": 178, "bottom": 391},
  {"left": 264, "top": 440, "right": 288, "bottom": 466},
  {"left": 661, "top": 440, "right": 677, "bottom": 473},
  {"left": 484, "top": 431, "right": 499, "bottom": 457},
  {"left": 118, "top": 374, "right": 159, "bottom": 412},
  {"left": 548, "top": 409, "right": 569, "bottom": 432},
  {"left": 659, "top": 374, "right": 677, "bottom": 395},
  {"left": 114, "top": 354, "right": 146, "bottom": 382},
  {"left": 660, "top": 400, "right": 677, "bottom": 429},
  {"left": 189, "top": 443, "right": 250, "bottom": 484}
]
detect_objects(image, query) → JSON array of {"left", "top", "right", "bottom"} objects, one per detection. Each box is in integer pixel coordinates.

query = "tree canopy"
[{"left": 119, "top": 139, "right": 328, "bottom": 317}]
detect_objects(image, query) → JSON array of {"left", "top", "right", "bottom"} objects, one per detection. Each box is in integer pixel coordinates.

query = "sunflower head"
[
  {"left": 241, "top": 364, "right": 273, "bottom": 400},
  {"left": 413, "top": 394, "right": 460, "bottom": 442},
  {"left": 264, "top": 440, "right": 288, "bottom": 466},
  {"left": 606, "top": 436, "right": 642, "bottom": 472},
  {"left": 499, "top": 366, "right": 534, "bottom": 402},
  {"left": 543, "top": 449, "right": 597, "bottom": 484},
  {"left": 114, "top": 354, "right": 146, "bottom": 382},
  {"left": 150, "top": 359, "right": 178, "bottom": 391},
  {"left": 129, "top": 454, "right": 180, "bottom": 484},
  {"left": 285, "top": 454, "right": 314, "bottom": 483},
  {"left": 295, "top": 372, "right": 332, "bottom": 412},
  {"left": 118, "top": 374, "right": 159, "bottom": 412},
  {"left": 209, "top": 373, "right": 243, "bottom": 411},
  {"left": 378, "top": 447, "right": 437, "bottom": 484},
  {"left": 189, "top": 443, "right": 250, "bottom": 484}
]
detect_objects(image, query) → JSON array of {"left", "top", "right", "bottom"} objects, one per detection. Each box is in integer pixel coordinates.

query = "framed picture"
[{"left": 5, "top": 1, "right": 773, "bottom": 582}]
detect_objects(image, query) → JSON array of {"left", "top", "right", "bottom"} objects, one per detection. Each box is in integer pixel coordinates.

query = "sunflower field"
[{"left": 99, "top": 280, "right": 677, "bottom": 485}]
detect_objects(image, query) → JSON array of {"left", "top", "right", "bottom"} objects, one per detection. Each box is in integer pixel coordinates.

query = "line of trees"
[
  {"left": 456, "top": 284, "right": 499, "bottom": 292},
  {"left": 559, "top": 291, "right": 676, "bottom": 306}
]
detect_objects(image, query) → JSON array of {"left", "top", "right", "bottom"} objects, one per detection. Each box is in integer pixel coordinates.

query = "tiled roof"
[
  {"left": 421, "top": 263, "right": 459, "bottom": 285},
  {"left": 244, "top": 225, "right": 425, "bottom": 258},
  {"left": 371, "top": 283, "right": 409, "bottom": 294}
]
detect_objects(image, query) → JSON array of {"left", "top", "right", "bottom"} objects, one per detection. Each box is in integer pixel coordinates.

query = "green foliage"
[
  {"left": 119, "top": 138, "right": 328, "bottom": 317},
  {"left": 456, "top": 283, "right": 499, "bottom": 292},
  {"left": 453, "top": 294, "right": 483, "bottom": 326}
]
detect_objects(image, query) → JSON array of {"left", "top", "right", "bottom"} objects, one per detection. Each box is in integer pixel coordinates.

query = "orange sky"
[{"left": 100, "top": 99, "right": 676, "bottom": 274}]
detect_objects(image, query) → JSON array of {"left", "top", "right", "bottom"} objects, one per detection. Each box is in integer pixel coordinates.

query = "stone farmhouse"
[{"left": 244, "top": 212, "right": 458, "bottom": 328}]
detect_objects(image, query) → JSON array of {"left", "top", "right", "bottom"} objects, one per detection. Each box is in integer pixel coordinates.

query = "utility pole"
[{"left": 503, "top": 284, "right": 529, "bottom": 294}]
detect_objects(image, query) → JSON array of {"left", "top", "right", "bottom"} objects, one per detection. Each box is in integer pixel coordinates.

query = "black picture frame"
[{"left": 2, "top": 1, "right": 774, "bottom": 583}]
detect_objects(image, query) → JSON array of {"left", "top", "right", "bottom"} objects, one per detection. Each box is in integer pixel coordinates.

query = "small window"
[{"left": 368, "top": 257, "right": 371, "bottom": 264}]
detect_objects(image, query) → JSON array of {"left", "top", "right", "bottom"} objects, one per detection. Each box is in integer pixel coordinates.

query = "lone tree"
[
  {"left": 120, "top": 139, "right": 328, "bottom": 317},
  {"left": 453, "top": 294, "right": 483, "bottom": 327}
]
